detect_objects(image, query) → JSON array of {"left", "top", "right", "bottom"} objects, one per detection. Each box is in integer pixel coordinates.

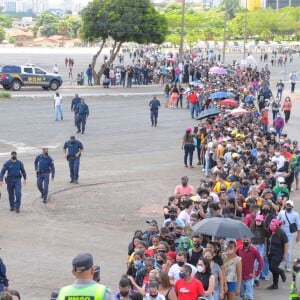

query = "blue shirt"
[
  {"left": 78, "top": 103, "right": 89, "bottom": 116},
  {"left": 0, "top": 159, "right": 26, "bottom": 180},
  {"left": 71, "top": 97, "right": 81, "bottom": 112},
  {"left": 63, "top": 140, "right": 83, "bottom": 157},
  {"left": 34, "top": 154, "right": 55, "bottom": 177}
]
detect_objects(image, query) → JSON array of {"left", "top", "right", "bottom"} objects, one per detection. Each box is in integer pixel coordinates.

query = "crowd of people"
[{"left": 1, "top": 47, "right": 300, "bottom": 300}]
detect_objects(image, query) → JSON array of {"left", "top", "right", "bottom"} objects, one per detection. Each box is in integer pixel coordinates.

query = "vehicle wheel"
[
  {"left": 49, "top": 80, "right": 59, "bottom": 91},
  {"left": 3, "top": 85, "right": 10, "bottom": 90},
  {"left": 42, "top": 86, "right": 49, "bottom": 90},
  {"left": 11, "top": 80, "right": 21, "bottom": 91}
]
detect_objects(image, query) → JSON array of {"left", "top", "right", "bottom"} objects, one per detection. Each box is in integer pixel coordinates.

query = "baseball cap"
[
  {"left": 262, "top": 188, "right": 273, "bottom": 195},
  {"left": 168, "top": 206, "right": 177, "bottom": 212},
  {"left": 255, "top": 215, "right": 264, "bottom": 222},
  {"left": 286, "top": 200, "right": 294, "bottom": 207},
  {"left": 167, "top": 251, "right": 176, "bottom": 261},
  {"left": 186, "top": 127, "right": 192, "bottom": 132},
  {"left": 144, "top": 249, "right": 155, "bottom": 257},
  {"left": 72, "top": 253, "right": 93, "bottom": 273},
  {"left": 232, "top": 153, "right": 239, "bottom": 158},
  {"left": 146, "top": 219, "right": 158, "bottom": 226}
]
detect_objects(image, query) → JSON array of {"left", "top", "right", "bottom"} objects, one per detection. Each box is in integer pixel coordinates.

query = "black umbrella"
[
  {"left": 192, "top": 217, "right": 254, "bottom": 239},
  {"left": 196, "top": 108, "right": 221, "bottom": 120}
]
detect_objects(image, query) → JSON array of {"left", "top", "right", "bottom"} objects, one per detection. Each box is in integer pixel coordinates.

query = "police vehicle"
[{"left": 0, "top": 64, "right": 63, "bottom": 91}]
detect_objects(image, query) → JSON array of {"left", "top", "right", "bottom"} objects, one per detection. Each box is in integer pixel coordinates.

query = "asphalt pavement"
[{"left": 0, "top": 48, "right": 299, "bottom": 299}]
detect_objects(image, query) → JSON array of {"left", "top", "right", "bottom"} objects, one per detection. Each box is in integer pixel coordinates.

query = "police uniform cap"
[{"left": 72, "top": 253, "right": 93, "bottom": 273}]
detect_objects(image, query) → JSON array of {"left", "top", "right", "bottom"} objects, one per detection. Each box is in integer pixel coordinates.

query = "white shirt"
[
  {"left": 178, "top": 210, "right": 191, "bottom": 225},
  {"left": 54, "top": 95, "right": 63, "bottom": 106},
  {"left": 277, "top": 209, "right": 300, "bottom": 236},
  {"left": 271, "top": 154, "right": 285, "bottom": 170},
  {"left": 168, "top": 263, "right": 197, "bottom": 283}
]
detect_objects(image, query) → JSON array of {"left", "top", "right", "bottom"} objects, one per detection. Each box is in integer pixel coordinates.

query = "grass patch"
[{"left": 0, "top": 92, "right": 11, "bottom": 98}]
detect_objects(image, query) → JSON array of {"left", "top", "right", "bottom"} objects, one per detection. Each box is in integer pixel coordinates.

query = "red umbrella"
[
  {"left": 221, "top": 99, "right": 238, "bottom": 107},
  {"left": 230, "top": 108, "right": 250, "bottom": 116}
]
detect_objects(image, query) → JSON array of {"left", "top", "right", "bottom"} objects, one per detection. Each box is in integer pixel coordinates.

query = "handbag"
[{"left": 285, "top": 211, "right": 298, "bottom": 233}]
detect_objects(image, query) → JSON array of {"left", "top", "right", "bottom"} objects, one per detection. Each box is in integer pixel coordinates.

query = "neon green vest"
[{"left": 58, "top": 283, "right": 107, "bottom": 300}]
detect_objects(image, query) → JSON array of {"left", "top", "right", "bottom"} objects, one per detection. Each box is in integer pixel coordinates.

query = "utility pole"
[
  {"left": 222, "top": 12, "right": 227, "bottom": 64},
  {"left": 243, "top": 0, "right": 248, "bottom": 59},
  {"left": 179, "top": 0, "right": 186, "bottom": 62},
  {"left": 276, "top": 0, "right": 279, "bottom": 12}
]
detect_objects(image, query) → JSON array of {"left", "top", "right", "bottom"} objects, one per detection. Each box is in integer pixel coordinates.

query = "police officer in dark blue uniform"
[
  {"left": 34, "top": 148, "right": 55, "bottom": 203},
  {"left": 149, "top": 96, "right": 161, "bottom": 127},
  {"left": 63, "top": 136, "right": 83, "bottom": 184},
  {"left": 0, "top": 256, "right": 9, "bottom": 292},
  {"left": 77, "top": 99, "right": 89, "bottom": 134},
  {"left": 71, "top": 93, "right": 82, "bottom": 127},
  {"left": 0, "top": 151, "right": 26, "bottom": 213}
]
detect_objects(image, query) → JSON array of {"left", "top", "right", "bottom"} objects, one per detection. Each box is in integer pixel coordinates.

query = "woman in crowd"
[
  {"left": 281, "top": 96, "right": 292, "bottom": 123},
  {"left": 181, "top": 127, "right": 195, "bottom": 168},
  {"left": 267, "top": 219, "right": 288, "bottom": 290},
  {"left": 222, "top": 241, "right": 242, "bottom": 300},
  {"left": 203, "top": 249, "right": 224, "bottom": 300},
  {"left": 194, "top": 257, "right": 215, "bottom": 300}
]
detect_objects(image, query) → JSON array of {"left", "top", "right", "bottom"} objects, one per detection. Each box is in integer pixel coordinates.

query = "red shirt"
[
  {"left": 187, "top": 93, "right": 198, "bottom": 105},
  {"left": 175, "top": 277, "right": 205, "bottom": 300},
  {"left": 236, "top": 245, "right": 263, "bottom": 280}
]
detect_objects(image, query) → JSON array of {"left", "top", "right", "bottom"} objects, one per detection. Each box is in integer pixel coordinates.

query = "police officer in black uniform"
[
  {"left": 149, "top": 96, "right": 161, "bottom": 127},
  {"left": 77, "top": 99, "right": 89, "bottom": 134},
  {"left": 63, "top": 136, "right": 83, "bottom": 184},
  {"left": 71, "top": 93, "right": 82, "bottom": 127},
  {"left": 0, "top": 151, "right": 26, "bottom": 213},
  {"left": 34, "top": 148, "right": 55, "bottom": 203},
  {"left": 0, "top": 256, "right": 9, "bottom": 292}
]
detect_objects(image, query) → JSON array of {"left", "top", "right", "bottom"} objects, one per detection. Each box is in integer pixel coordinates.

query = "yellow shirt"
[{"left": 213, "top": 181, "right": 231, "bottom": 192}]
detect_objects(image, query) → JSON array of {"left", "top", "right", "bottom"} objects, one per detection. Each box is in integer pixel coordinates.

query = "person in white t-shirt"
[{"left": 54, "top": 92, "right": 63, "bottom": 121}]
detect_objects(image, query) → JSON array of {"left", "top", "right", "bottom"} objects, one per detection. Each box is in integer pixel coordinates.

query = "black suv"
[{"left": 0, "top": 65, "right": 63, "bottom": 91}]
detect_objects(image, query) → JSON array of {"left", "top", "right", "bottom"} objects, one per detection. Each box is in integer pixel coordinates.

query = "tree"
[
  {"left": 36, "top": 12, "right": 59, "bottom": 37},
  {"left": 81, "top": 0, "right": 167, "bottom": 85},
  {"left": 0, "top": 26, "right": 5, "bottom": 41}
]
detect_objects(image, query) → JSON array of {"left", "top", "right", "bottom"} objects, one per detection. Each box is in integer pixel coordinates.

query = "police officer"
[
  {"left": 57, "top": 253, "right": 113, "bottom": 300},
  {"left": 0, "top": 151, "right": 26, "bottom": 213},
  {"left": 0, "top": 256, "right": 9, "bottom": 292},
  {"left": 149, "top": 96, "right": 161, "bottom": 127},
  {"left": 77, "top": 99, "right": 89, "bottom": 134},
  {"left": 71, "top": 93, "right": 82, "bottom": 127},
  {"left": 34, "top": 148, "right": 55, "bottom": 203},
  {"left": 63, "top": 136, "right": 83, "bottom": 184}
]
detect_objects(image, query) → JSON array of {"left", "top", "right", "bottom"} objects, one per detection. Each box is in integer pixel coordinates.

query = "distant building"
[
  {"left": 12, "top": 17, "right": 35, "bottom": 27},
  {"left": 264, "top": 0, "right": 299, "bottom": 9},
  {"left": 31, "top": 0, "right": 49, "bottom": 14},
  {"left": 0, "top": 0, "right": 24, "bottom": 13}
]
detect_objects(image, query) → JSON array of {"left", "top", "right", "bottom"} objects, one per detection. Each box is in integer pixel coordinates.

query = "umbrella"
[
  {"left": 209, "top": 91, "right": 228, "bottom": 99},
  {"left": 196, "top": 108, "right": 221, "bottom": 120},
  {"left": 225, "top": 68, "right": 236, "bottom": 75},
  {"left": 189, "top": 80, "right": 204, "bottom": 88},
  {"left": 230, "top": 108, "right": 250, "bottom": 116},
  {"left": 226, "top": 92, "right": 237, "bottom": 98},
  {"left": 221, "top": 99, "right": 238, "bottom": 107},
  {"left": 192, "top": 217, "right": 254, "bottom": 239},
  {"left": 209, "top": 67, "right": 227, "bottom": 75}
]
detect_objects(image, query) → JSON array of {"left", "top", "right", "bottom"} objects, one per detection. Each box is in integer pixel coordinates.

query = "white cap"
[{"left": 286, "top": 200, "right": 294, "bottom": 207}]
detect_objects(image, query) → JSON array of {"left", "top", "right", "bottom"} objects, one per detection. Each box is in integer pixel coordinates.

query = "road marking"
[{"left": 0, "top": 139, "right": 59, "bottom": 157}]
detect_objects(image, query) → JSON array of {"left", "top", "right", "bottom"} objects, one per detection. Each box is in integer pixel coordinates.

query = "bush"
[{"left": 0, "top": 92, "right": 11, "bottom": 98}]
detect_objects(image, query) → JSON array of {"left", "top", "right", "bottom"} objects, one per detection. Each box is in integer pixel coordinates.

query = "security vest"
[{"left": 58, "top": 283, "right": 106, "bottom": 300}]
